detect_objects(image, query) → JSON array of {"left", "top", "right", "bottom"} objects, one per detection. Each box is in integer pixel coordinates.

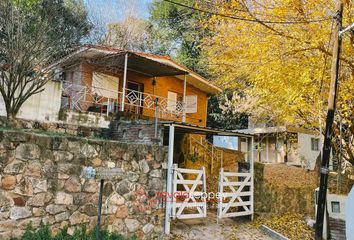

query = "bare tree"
[
  {"left": 105, "top": 16, "right": 153, "bottom": 51},
  {"left": 0, "top": 0, "right": 90, "bottom": 121},
  {"left": 85, "top": 0, "right": 168, "bottom": 54}
]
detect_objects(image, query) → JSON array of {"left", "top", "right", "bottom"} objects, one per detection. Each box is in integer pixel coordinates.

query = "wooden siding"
[{"left": 79, "top": 62, "right": 209, "bottom": 126}]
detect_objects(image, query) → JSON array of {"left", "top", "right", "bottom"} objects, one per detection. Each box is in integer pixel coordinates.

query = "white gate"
[
  {"left": 217, "top": 168, "right": 253, "bottom": 218},
  {"left": 171, "top": 164, "right": 207, "bottom": 219}
]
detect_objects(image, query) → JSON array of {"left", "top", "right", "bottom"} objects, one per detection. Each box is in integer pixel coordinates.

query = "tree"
[
  {"left": 207, "top": 90, "right": 248, "bottom": 130},
  {"left": 0, "top": 0, "right": 91, "bottom": 120},
  {"left": 202, "top": 0, "right": 354, "bottom": 166},
  {"left": 150, "top": 0, "right": 210, "bottom": 74},
  {"left": 150, "top": 0, "right": 248, "bottom": 129}
]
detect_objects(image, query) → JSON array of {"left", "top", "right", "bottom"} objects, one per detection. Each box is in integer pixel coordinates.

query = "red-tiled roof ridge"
[{"left": 83, "top": 44, "right": 172, "bottom": 60}]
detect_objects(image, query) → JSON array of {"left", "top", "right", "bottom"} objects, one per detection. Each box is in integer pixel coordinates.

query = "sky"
[{"left": 85, "top": 0, "right": 152, "bottom": 25}]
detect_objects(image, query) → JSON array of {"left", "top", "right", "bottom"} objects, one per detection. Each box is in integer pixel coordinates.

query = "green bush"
[{"left": 11, "top": 221, "right": 136, "bottom": 240}]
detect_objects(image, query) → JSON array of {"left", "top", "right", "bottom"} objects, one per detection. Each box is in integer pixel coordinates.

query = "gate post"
[
  {"left": 165, "top": 124, "right": 175, "bottom": 234},
  {"left": 217, "top": 168, "right": 224, "bottom": 220},
  {"left": 250, "top": 136, "right": 254, "bottom": 220}
]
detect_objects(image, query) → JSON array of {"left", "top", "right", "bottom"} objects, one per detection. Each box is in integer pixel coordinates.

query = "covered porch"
[{"left": 58, "top": 45, "right": 220, "bottom": 124}]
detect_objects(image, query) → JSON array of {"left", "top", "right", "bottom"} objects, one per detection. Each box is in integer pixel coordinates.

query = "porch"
[
  {"left": 60, "top": 80, "right": 185, "bottom": 122},
  {"left": 57, "top": 45, "right": 221, "bottom": 125}
]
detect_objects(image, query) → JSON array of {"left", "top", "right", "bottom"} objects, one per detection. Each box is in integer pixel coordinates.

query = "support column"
[
  {"left": 266, "top": 136, "right": 269, "bottom": 162},
  {"left": 250, "top": 136, "right": 254, "bottom": 220},
  {"left": 245, "top": 138, "right": 249, "bottom": 162},
  {"left": 165, "top": 124, "right": 175, "bottom": 234},
  {"left": 182, "top": 75, "right": 187, "bottom": 122},
  {"left": 120, "top": 53, "right": 128, "bottom": 112}
]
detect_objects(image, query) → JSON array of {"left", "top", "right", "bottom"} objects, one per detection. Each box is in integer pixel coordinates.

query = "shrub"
[{"left": 11, "top": 221, "right": 136, "bottom": 240}]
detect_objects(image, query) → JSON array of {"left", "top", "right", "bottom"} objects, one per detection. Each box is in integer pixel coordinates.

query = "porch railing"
[
  {"left": 124, "top": 88, "right": 184, "bottom": 118},
  {"left": 61, "top": 81, "right": 122, "bottom": 115},
  {"left": 61, "top": 81, "right": 185, "bottom": 119}
]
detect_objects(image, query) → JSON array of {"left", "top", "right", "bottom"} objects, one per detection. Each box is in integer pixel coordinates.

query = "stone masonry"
[{"left": 0, "top": 130, "right": 167, "bottom": 239}]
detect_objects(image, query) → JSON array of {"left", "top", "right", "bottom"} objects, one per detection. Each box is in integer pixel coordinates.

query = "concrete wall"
[
  {"left": 0, "top": 81, "right": 62, "bottom": 122},
  {"left": 297, "top": 133, "right": 321, "bottom": 170},
  {"left": 327, "top": 193, "right": 347, "bottom": 221},
  {"left": 0, "top": 130, "right": 167, "bottom": 239}
]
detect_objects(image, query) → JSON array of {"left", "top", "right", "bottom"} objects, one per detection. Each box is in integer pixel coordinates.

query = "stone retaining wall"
[
  {"left": 254, "top": 163, "right": 315, "bottom": 216},
  {"left": 0, "top": 130, "right": 167, "bottom": 239},
  {"left": 0, "top": 116, "right": 107, "bottom": 138}
]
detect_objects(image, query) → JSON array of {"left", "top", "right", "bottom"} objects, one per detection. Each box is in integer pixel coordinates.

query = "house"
[
  {"left": 238, "top": 126, "right": 322, "bottom": 170},
  {"left": 0, "top": 45, "right": 221, "bottom": 127},
  {"left": 55, "top": 45, "right": 222, "bottom": 127},
  {"left": 0, "top": 45, "right": 257, "bottom": 234}
]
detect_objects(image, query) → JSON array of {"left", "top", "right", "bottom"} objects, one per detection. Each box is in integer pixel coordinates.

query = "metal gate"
[
  {"left": 171, "top": 164, "right": 207, "bottom": 219},
  {"left": 217, "top": 168, "right": 253, "bottom": 218}
]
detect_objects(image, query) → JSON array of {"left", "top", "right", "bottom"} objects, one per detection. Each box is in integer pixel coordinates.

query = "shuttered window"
[
  {"left": 92, "top": 72, "right": 119, "bottom": 99},
  {"left": 185, "top": 95, "right": 197, "bottom": 113},
  {"left": 167, "top": 91, "right": 177, "bottom": 111}
]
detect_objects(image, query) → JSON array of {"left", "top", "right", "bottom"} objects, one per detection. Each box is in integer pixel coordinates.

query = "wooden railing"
[{"left": 189, "top": 135, "right": 224, "bottom": 173}]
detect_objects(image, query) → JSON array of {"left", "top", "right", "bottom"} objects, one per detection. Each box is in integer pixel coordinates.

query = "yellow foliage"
[
  {"left": 202, "top": 0, "right": 354, "bottom": 129},
  {"left": 253, "top": 213, "right": 314, "bottom": 240}
]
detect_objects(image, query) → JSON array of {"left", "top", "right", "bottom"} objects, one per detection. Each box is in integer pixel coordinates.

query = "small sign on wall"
[{"left": 185, "top": 95, "right": 197, "bottom": 113}]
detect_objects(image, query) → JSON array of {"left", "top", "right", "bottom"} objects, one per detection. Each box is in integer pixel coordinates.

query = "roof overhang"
[
  {"left": 238, "top": 126, "right": 319, "bottom": 135},
  {"left": 162, "top": 121, "right": 253, "bottom": 137},
  {"left": 135, "top": 52, "right": 222, "bottom": 95}
]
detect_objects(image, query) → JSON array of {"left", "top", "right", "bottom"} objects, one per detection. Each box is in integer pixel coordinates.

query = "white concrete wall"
[
  {"left": 327, "top": 193, "right": 347, "bottom": 221},
  {"left": 63, "top": 111, "right": 111, "bottom": 128},
  {"left": 0, "top": 80, "right": 62, "bottom": 122},
  {"left": 298, "top": 133, "right": 321, "bottom": 170}
]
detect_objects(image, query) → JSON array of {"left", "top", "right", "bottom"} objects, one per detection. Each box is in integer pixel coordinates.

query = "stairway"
[{"left": 189, "top": 135, "right": 224, "bottom": 172}]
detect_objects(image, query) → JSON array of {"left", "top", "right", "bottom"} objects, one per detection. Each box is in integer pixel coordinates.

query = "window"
[
  {"left": 167, "top": 91, "right": 183, "bottom": 111},
  {"left": 185, "top": 95, "right": 198, "bottom": 113},
  {"left": 311, "top": 138, "right": 320, "bottom": 151},
  {"left": 331, "top": 201, "right": 340, "bottom": 213},
  {"left": 92, "top": 72, "right": 119, "bottom": 99},
  {"left": 167, "top": 91, "right": 177, "bottom": 111}
]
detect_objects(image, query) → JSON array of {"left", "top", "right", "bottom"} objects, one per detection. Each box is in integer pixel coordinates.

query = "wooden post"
[{"left": 315, "top": 2, "right": 343, "bottom": 239}]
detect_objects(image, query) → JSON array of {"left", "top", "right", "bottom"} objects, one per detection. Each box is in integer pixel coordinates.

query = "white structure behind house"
[
  {"left": 0, "top": 80, "right": 62, "bottom": 122},
  {"left": 315, "top": 188, "right": 348, "bottom": 239},
  {"left": 238, "top": 126, "right": 322, "bottom": 170},
  {"left": 298, "top": 132, "right": 322, "bottom": 170}
]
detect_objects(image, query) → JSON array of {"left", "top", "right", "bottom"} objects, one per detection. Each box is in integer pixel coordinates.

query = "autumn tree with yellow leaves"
[{"left": 200, "top": 0, "right": 354, "bottom": 168}]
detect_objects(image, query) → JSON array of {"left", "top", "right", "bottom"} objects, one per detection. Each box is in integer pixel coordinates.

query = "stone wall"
[
  {"left": 0, "top": 130, "right": 168, "bottom": 239},
  {"left": 110, "top": 116, "right": 164, "bottom": 146},
  {"left": 0, "top": 116, "right": 107, "bottom": 139},
  {"left": 254, "top": 163, "right": 315, "bottom": 216}
]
